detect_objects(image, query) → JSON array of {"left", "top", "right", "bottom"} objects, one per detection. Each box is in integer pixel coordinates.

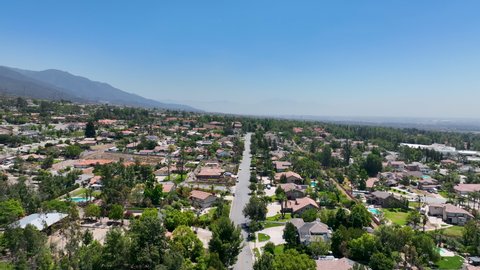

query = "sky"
[{"left": 1, "top": 1, "right": 480, "bottom": 118}]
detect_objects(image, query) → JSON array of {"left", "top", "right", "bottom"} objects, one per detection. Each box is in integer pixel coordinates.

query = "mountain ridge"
[{"left": 0, "top": 66, "right": 200, "bottom": 111}]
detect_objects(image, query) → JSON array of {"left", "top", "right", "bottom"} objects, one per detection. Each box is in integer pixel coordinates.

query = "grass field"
[
  {"left": 440, "top": 226, "right": 464, "bottom": 238},
  {"left": 382, "top": 208, "right": 410, "bottom": 226},
  {"left": 258, "top": 233, "right": 271, "bottom": 242},
  {"left": 435, "top": 255, "right": 464, "bottom": 270}
]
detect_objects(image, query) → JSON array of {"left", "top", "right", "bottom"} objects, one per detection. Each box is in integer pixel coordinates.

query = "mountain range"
[{"left": 0, "top": 66, "right": 199, "bottom": 111}]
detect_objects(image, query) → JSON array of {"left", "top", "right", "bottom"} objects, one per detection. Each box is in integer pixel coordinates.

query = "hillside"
[{"left": 0, "top": 66, "right": 199, "bottom": 111}]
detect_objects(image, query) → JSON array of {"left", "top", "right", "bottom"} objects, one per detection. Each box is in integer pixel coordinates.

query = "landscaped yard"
[
  {"left": 266, "top": 213, "right": 291, "bottom": 222},
  {"left": 274, "top": 244, "right": 284, "bottom": 255},
  {"left": 409, "top": 201, "right": 421, "bottom": 209},
  {"left": 0, "top": 262, "right": 12, "bottom": 270},
  {"left": 263, "top": 221, "right": 284, "bottom": 228},
  {"left": 257, "top": 233, "right": 271, "bottom": 242},
  {"left": 440, "top": 226, "right": 464, "bottom": 238},
  {"left": 383, "top": 208, "right": 410, "bottom": 226},
  {"left": 435, "top": 255, "right": 464, "bottom": 270}
]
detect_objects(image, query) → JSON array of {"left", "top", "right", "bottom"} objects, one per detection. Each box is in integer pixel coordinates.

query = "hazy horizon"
[{"left": 1, "top": 1, "right": 480, "bottom": 118}]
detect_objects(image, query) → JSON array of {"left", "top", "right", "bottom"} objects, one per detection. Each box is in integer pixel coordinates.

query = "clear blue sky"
[{"left": 1, "top": 1, "right": 480, "bottom": 117}]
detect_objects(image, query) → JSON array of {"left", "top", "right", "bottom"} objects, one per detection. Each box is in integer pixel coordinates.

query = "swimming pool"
[
  {"left": 68, "top": 197, "right": 92, "bottom": 203},
  {"left": 368, "top": 208, "right": 381, "bottom": 215}
]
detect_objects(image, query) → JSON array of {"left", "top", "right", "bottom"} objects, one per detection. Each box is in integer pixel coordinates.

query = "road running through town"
[{"left": 230, "top": 132, "right": 254, "bottom": 270}]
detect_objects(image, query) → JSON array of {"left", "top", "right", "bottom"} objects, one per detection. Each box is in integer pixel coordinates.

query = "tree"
[
  {"left": 84, "top": 204, "right": 101, "bottom": 221},
  {"left": 463, "top": 220, "right": 480, "bottom": 255},
  {"left": 369, "top": 252, "right": 395, "bottom": 270},
  {"left": 208, "top": 217, "right": 243, "bottom": 267},
  {"left": 3, "top": 224, "right": 54, "bottom": 270},
  {"left": 243, "top": 196, "right": 268, "bottom": 223},
  {"left": 108, "top": 204, "right": 124, "bottom": 224},
  {"left": 283, "top": 222, "right": 300, "bottom": 249},
  {"left": 308, "top": 238, "right": 330, "bottom": 258},
  {"left": 272, "top": 249, "right": 316, "bottom": 270},
  {"left": 164, "top": 207, "right": 195, "bottom": 231},
  {"left": 82, "top": 230, "right": 94, "bottom": 246},
  {"left": 64, "top": 144, "right": 83, "bottom": 159},
  {"left": 407, "top": 210, "right": 422, "bottom": 229},
  {"left": 0, "top": 199, "right": 25, "bottom": 226},
  {"left": 275, "top": 186, "right": 287, "bottom": 218},
  {"left": 301, "top": 208, "right": 318, "bottom": 222},
  {"left": 172, "top": 225, "right": 204, "bottom": 262},
  {"left": 128, "top": 214, "right": 175, "bottom": 268},
  {"left": 78, "top": 240, "right": 102, "bottom": 270},
  {"left": 263, "top": 242, "right": 276, "bottom": 254},
  {"left": 41, "top": 155, "right": 54, "bottom": 170},
  {"left": 363, "top": 153, "right": 383, "bottom": 177},
  {"left": 101, "top": 228, "right": 130, "bottom": 269},
  {"left": 320, "top": 145, "right": 332, "bottom": 168},
  {"left": 254, "top": 252, "right": 274, "bottom": 270},
  {"left": 348, "top": 233, "right": 379, "bottom": 262},
  {"left": 349, "top": 204, "right": 371, "bottom": 228},
  {"left": 85, "top": 121, "right": 96, "bottom": 138}
]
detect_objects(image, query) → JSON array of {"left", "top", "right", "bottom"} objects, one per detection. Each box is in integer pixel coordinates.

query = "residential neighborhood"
[{"left": 0, "top": 98, "right": 480, "bottom": 270}]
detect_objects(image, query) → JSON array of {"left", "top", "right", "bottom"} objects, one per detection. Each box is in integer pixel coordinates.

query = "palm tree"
[{"left": 275, "top": 186, "right": 287, "bottom": 219}]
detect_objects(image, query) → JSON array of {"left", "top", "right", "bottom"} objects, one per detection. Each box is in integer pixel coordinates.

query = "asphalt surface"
[{"left": 230, "top": 133, "right": 254, "bottom": 270}]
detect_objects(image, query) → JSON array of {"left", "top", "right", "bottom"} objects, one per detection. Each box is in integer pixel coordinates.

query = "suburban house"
[
  {"left": 278, "top": 183, "right": 307, "bottom": 199},
  {"left": 315, "top": 258, "right": 359, "bottom": 270},
  {"left": 196, "top": 167, "right": 225, "bottom": 180},
  {"left": 289, "top": 218, "right": 331, "bottom": 244},
  {"left": 388, "top": 161, "right": 406, "bottom": 171},
  {"left": 366, "top": 177, "right": 379, "bottom": 190},
  {"left": 13, "top": 213, "right": 68, "bottom": 233},
  {"left": 161, "top": 183, "right": 175, "bottom": 193},
  {"left": 368, "top": 191, "right": 406, "bottom": 208},
  {"left": 273, "top": 161, "right": 292, "bottom": 172},
  {"left": 274, "top": 171, "right": 303, "bottom": 184},
  {"left": 285, "top": 197, "right": 319, "bottom": 215},
  {"left": 418, "top": 178, "right": 439, "bottom": 191},
  {"left": 428, "top": 203, "right": 473, "bottom": 225},
  {"left": 454, "top": 184, "right": 480, "bottom": 196},
  {"left": 189, "top": 190, "right": 217, "bottom": 208}
]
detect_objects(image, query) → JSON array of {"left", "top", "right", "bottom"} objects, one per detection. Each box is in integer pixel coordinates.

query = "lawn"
[
  {"left": 69, "top": 187, "right": 86, "bottom": 197},
  {"left": 382, "top": 209, "right": 410, "bottom": 226},
  {"left": 263, "top": 221, "right": 284, "bottom": 228},
  {"left": 274, "top": 244, "right": 284, "bottom": 255},
  {"left": 0, "top": 262, "right": 12, "bottom": 270},
  {"left": 439, "top": 191, "right": 449, "bottom": 199},
  {"left": 409, "top": 201, "right": 421, "bottom": 209},
  {"left": 253, "top": 248, "right": 261, "bottom": 259},
  {"left": 257, "top": 233, "right": 271, "bottom": 242},
  {"left": 440, "top": 226, "right": 464, "bottom": 238},
  {"left": 435, "top": 255, "right": 464, "bottom": 270},
  {"left": 266, "top": 213, "right": 292, "bottom": 222}
]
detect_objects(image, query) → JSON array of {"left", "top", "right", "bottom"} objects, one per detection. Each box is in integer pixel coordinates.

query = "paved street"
[{"left": 230, "top": 133, "right": 254, "bottom": 270}]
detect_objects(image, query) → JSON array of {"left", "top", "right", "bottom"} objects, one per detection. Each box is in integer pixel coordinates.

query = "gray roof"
[
  {"left": 14, "top": 213, "right": 68, "bottom": 231},
  {"left": 371, "top": 191, "right": 392, "bottom": 199},
  {"left": 290, "top": 218, "right": 331, "bottom": 243}
]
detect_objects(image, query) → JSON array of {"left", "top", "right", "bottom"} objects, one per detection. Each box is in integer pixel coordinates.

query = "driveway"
[
  {"left": 254, "top": 225, "right": 286, "bottom": 249},
  {"left": 194, "top": 227, "right": 212, "bottom": 248},
  {"left": 267, "top": 202, "right": 281, "bottom": 217}
]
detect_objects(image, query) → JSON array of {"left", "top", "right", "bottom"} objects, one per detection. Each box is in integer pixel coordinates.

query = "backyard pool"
[
  {"left": 368, "top": 208, "right": 381, "bottom": 215},
  {"left": 68, "top": 197, "right": 92, "bottom": 203}
]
